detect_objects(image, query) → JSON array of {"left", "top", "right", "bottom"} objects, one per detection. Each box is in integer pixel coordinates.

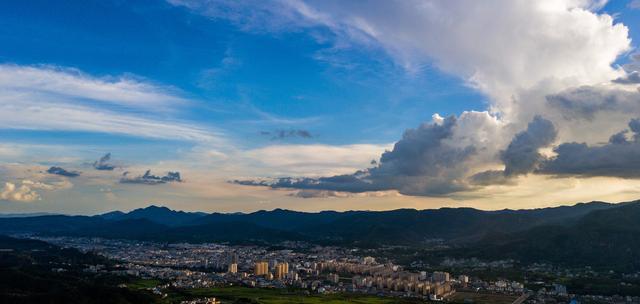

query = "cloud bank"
[
  {"left": 539, "top": 118, "right": 640, "bottom": 178},
  {"left": 218, "top": 0, "right": 640, "bottom": 197}
]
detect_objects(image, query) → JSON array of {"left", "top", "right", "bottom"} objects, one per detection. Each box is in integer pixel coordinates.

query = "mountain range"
[{"left": 1, "top": 201, "right": 639, "bottom": 268}]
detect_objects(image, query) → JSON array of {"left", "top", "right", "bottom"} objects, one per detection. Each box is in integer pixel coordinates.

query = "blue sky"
[
  {"left": 2, "top": 0, "right": 640, "bottom": 214},
  {"left": 1, "top": 0, "right": 487, "bottom": 148}
]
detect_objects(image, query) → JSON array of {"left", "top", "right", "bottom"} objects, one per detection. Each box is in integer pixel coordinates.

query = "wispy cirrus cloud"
[
  {"left": 0, "top": 64, "right": 226, "bottom": 143},
  {"left": 0, "top": 65, "right": 187, "bottom": 110}
]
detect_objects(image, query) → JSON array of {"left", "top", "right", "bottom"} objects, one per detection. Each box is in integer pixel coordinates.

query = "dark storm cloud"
[
  {"left": 289, "top": 189, "right": 351, "bottom": 198},
  {"left": 232, "top": 173, "right": 387, "bottom": 193},
  {"left": 365, "top": 115, "right": 477, "bottom": 195},
  {"left": 261, "top": 129, "right": 313, "bottom": 140},
  {"left": 539, "top": 118, "right": 640, "bottom": 178},
  {"left": 546, "top": 81, "right": 640, "bottom": 123},
  {"left": 501, "top": 116, "right": 557, "bottom": 176},
  {"left": 470, "top": 116, "right": 557, "bottom": 185},
  {"left": 235, "top": 116, "right": 478, "bottom": 196},
  {"left": 612, "top": 71, "right": 640, "bottom": 84},
  {"left": 469, "top": 170, "right": 514, "bottom": 186},
  {"left": 46, "top": 166, "right": 80, "bottom": 177},
  {"left": 546, "top": 86, "right": 623, "bottom": 120},
  {"left": 93, "top": 153, "right": 116, "bottom": 171},
  {"left": 120, "top": 170, "right": 182, "bottom": 185}
]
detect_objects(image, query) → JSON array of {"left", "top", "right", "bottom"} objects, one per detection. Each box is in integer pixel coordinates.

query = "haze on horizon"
[{"left": 2, "top": 0, "right": 640, "bottom": 215}]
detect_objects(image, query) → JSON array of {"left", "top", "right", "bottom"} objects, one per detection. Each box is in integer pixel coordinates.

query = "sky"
[{"left": 2, "top": 0, "right": 640, "bottom": 214}]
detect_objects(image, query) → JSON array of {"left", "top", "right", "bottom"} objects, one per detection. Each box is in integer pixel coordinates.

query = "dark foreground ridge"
[{"left": 0, "top": 235, "right": 157, "bottom": 303}]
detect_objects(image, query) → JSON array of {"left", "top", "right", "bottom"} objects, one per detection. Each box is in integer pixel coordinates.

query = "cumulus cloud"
[
  {"left": 172, "top": 0, "right": 629, "bottom": 115},
  {"left": 120, "top": 170, "right": 183, "bottom": 185},
  {"left": 236, "top": 113, "right": 503, "bottom": 196},
  {"left": 0, "top": 182, "right": 40, "bottom": 202},
  {"left": 538, "top": 118, "right": 640, "bottom": 177},
  {"left": 183, "top": 0, "right": 638, "bottom": 197},
  {"left": 470, "top": 116, "right": 557, "bottom": 184},
  {"left": 501, "top": 116, "right": 557, "bottom": 176},
  {"left": 364, "top": 116, "right": 477, "bottom": 195},
  {"left": 0, "top": 172, "right": 73, "bottom": 203},
  {"left": 47, "top": 166, "right": 80, "bottom": 177},
  {"left": 93, "top": 153, "right": 116, "bottom": 171},
  {"left": 546, "top": 85, "right": 640, "bottom": 121}
]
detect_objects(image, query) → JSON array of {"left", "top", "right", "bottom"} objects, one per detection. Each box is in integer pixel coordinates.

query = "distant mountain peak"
[
  {"left": 137, "top": 205, "right": 171, "bottom": 211},
  {"left": 96, "top": 204, "right": 205, "bottom": 226}
]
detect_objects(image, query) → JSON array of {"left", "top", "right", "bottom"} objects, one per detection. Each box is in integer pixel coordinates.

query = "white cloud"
[
  {"left": 22, "top": 179, "right": 73, "bottom": 191},
  {"left": 310, "top": 1, "right": 628, "bottom": 122},
  {"left": 174, "top": 0, "right": 640, "bottom": 198},
  {"left": 0, "top": 144, "right": 22, "bottom": 158},
  {"left": 0, "top": 64, "right": 225, "bottom": 143},
  {"left": 0, "top": 182, "right": 40, "bottom": 202},
  {"left": 172, "top": 0, "right": 629, "bottom": 96},
  {"left": 0, "top": 65, "right": 187, "bottom": 110},
  {"left": 241, "top": 143, "right": 391, "bottom": 177},
  {"left": 172, "top": 0, "right": 630, "bottom": 131}
]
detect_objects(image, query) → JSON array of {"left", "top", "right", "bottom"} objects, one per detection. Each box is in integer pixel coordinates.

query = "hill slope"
[
  {"left": 452, "top": 201, "right": 640, "bottom": 270},
  {"left": 0, "top": 235, "right": 158, "bottom": 303}
]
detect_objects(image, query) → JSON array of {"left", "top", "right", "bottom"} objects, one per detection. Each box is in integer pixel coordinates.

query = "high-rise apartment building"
[
  {"left": 228, "top": 263, "right": 238, "bottom": 274},
  {"left": 254, "top": 261, "right": 269, "bottom": 276},
  {"left": 275, "top": 262, "right": 289, "bottom": 279},
  {"left": 432, "top": 271, "right": 450, "bottom": 283}
]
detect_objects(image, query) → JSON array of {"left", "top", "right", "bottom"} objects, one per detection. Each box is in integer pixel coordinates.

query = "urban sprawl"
[{"left": 30, "top": 236, "right": 640, "bottom": 304}]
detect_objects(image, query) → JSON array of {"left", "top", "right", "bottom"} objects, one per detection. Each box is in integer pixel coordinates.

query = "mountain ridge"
[
  {"left": 0, "top": 200, "right": 621, "bottom": 244},
  {"left": 1, "top": 200, "right": 638, "bottom": 269}
]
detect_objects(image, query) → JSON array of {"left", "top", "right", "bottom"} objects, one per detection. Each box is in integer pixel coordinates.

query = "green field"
[
  {"left": 162, "top": 286, "right": 427, "bottom": 304},
  {"left": 127, "top": 278, "right": 162, "bottom": 290},
  {"left": 450, "top": 292, "right": 517, "bottom": 304}
]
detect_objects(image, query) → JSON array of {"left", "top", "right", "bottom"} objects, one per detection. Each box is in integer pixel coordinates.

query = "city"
[{"left": 22, "top": 235, "right": 639, "bottom": 304}]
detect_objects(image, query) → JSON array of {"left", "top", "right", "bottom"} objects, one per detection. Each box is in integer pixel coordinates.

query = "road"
[{"left": 512, "top": 292, "right": 530, "bottom": 304}]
